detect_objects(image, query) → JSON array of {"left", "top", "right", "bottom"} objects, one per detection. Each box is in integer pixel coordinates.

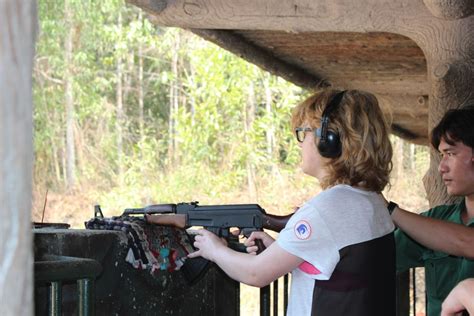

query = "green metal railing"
[{"left": 35, "top": 254, "right": 102, "bottom": 316}]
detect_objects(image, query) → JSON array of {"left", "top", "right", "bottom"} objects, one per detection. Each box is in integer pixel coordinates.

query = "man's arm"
[{"left": 392, "top": 206, "right": 474, "bottom": 259}]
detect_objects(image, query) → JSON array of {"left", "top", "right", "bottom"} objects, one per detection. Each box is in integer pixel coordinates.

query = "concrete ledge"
[
  {"left": 35, "top": 255, "right": 102, "bottom": 283},
  {"left": 34, "top": 228, "right": 239, "bottom": 315}
]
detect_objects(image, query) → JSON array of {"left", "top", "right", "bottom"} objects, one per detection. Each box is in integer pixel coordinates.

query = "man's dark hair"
[{"left": 430, "top": 106, "right": 474, "bottom": 150}]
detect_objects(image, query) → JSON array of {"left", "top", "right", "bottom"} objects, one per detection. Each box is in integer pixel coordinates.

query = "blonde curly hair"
[{"left": 291, "top": 89, "right": 393, "bottom": 192}]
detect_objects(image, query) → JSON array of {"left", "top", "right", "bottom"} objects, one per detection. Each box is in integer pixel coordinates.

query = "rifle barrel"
[{"left": 123, "top": 204, "right": 176, "bottom": 215}]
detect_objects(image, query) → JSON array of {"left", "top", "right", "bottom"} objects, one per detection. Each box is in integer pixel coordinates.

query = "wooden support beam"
[
  {"left": 131, "top": 0, "right": 432, "bottom": 39},
  {"left": 391, "top": 124, "right": 419, "bottom": 142},
  {"left": 190, "top": 29, "right": 328, "bottom": 91},
  {"left": 127, "top": 0, "right": 167, "bottom": 15},
  {"left": 375, "top": 93, "right": 429, "bottom": 145}
]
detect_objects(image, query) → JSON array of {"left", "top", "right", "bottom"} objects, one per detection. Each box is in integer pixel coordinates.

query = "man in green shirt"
[{"left": 388, "top": 106, "right": 474, "bottom": 316}]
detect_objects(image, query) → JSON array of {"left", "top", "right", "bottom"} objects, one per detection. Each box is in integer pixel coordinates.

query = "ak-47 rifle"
[{"left": 123, "top": 201, "right": 292, "bottom": 284}]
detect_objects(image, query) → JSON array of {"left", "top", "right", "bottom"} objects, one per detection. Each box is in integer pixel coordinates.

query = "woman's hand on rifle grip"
[{"left": 244, "top": 231, "right": 275, "bottom": 255}]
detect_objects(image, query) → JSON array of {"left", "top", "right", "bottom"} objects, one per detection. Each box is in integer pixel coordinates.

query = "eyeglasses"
[
  {"left": 295, "top": 127, "right": 322, "bottom": 142},
  {"left": 294, "top": 127, "right": 316, "bottom": 143}
]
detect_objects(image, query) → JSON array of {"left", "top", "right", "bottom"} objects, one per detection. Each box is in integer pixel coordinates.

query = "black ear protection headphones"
[{"left": 316, "top": 90, "right": 346, "bottom": 158}]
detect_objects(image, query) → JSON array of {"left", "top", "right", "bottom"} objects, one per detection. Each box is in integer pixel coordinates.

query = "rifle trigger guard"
[{"left": 241, "top": 228, "right": 253, "bottom": 238}]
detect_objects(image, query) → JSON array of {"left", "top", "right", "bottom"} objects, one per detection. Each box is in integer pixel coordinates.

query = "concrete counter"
[{"left": 34, "top": 229, "right": 239, "bottom": 315}]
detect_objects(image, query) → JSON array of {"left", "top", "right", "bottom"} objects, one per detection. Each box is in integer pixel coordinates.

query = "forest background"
[{"left": 33, "top": 0, "right": 429, "bottom": 314}]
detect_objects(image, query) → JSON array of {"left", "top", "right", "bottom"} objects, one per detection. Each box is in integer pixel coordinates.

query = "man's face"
[{"left": 438, "top": 138, "right": 474, "bottom": 197}]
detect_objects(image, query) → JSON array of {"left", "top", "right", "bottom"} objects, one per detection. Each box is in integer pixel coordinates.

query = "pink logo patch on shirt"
[
  {"left": 294, "top": 220, "right": 311, "bottom": 240},
  {"left": 298, "top": 261, "right": 321, "bottom": 275}
]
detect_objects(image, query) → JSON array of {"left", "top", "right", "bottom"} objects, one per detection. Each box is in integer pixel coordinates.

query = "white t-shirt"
[{"left": 277, "top": 184, "right": 395, "bottom": 316}]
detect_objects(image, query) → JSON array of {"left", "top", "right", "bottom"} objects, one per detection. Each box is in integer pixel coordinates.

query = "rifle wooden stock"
[{"left": 262, "top": 213, "right": 293, "bottom": 232}]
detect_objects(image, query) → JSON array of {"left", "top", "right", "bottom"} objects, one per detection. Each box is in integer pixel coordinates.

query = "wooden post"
[
  {"left": 0, "top": 1, "right": 37, "bottom": 315},
  {"left": 418, "top": 2, "right": 474, "bottom": 206}
]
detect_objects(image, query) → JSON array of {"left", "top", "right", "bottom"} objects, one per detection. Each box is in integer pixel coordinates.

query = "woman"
[{"left": 189, "top": 89, "right": 395, "bottom": 316}]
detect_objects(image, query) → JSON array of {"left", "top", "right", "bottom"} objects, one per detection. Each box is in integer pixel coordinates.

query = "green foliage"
[{"left": 33, "top": 1, "right": 321, "bottom": 209}]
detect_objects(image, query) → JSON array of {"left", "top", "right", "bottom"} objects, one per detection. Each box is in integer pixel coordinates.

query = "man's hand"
[
  {"left": 188, "top": 229, "right": 227, "bottom": 262},
  {"left": 441, "top": 279, "right": 474, "bottom": 316}
]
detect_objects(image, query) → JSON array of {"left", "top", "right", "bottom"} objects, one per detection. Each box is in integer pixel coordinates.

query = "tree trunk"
[
  {"left": 123, "top": 53, "right": 134, "bottom": 105},
  {"left": 138, "top": 12, "right": 145, "bottom": 165},
  {"left": 409, "top": 143, "right": 415, "bottom": 171},
  {"left": 61, "top": 135, "right": 67, "bottom": 187},
  {"left": 74, "top": 121, "right": 85, "bottom": 181},
  {"left": 264, "top": 74, "right": 274, "bottom": 159},
  {"left": 189, "top": 62, "right": 196, "bottom": 126},
  {"left": 263, "top": 73, "right": 281, "bottom": 179},
  {"left": 64, "top": 0, "right": 76, "bottom": 190},
  {"left": 245, "top": 81, "right": 257, "bottom": 200},
  {"left": 0, "top": 1, "right": 36, "bottom": 315},
  {"left": 392, "top": 136, "right": 403, "bottom": 182},
  {"left": 116, "top": 10, "right": 124, "bottom": 185},
  {"left": 51, "top": 138, "right": 62, "bottom": 184},
  {"left": 173, "top": 31, "right": 181, "bottom": 164},
  {"left": 168, "top": 31, "right": 180, "bottom": 166}
]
